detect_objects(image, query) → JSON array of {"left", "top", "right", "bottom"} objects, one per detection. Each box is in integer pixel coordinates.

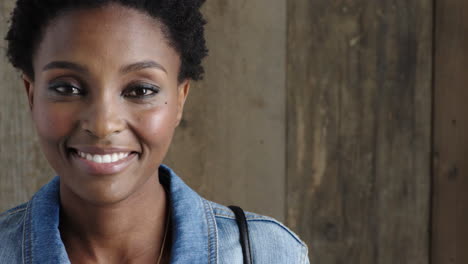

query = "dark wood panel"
[
  {"left": 286, "top": 0, "right": 432, "bottom": 262},
  {"left": 432, "top": 0, "right": 468, "bottom": 263}
]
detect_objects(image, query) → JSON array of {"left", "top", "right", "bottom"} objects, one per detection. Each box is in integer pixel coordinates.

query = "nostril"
[{"left": 80, "top": 112, "right": 126, "bottom": 138}]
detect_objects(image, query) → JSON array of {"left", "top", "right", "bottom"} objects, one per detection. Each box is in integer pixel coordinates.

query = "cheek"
[
  {"left": 33, "top": 103, "right": 76, "bottom": 142},
  {"left": 135, "top": 104, "right": 178, "bottom": 147}
]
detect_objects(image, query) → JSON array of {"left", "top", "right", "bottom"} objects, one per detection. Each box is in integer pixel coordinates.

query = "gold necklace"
[{"left": 156, "top": 205, "right": 170, "bottom": 264}]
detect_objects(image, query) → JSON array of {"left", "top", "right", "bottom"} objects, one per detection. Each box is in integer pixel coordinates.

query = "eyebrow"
[
  {"left": 120, "top": 60, "right": 167, "bottom": 74},
  {"left": 42, "top": 60, "right": 167, "bottom": 75},
  {"left": 42, "top": 61, "right": 89, "bottom": 73}
]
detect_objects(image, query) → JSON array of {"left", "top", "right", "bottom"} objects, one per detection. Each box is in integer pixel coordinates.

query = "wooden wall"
[
  {"left": 432, "top": 0, "right": 468, "bottom": 263},
  {"left": 286, "top": 0, "right": 432, "bottom": 263},
  {"left": 0, "top": 0, "right": 466, "bottom": 263}
]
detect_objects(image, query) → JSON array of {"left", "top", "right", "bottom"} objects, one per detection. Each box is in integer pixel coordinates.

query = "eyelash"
[
  {"left": 47, "top": 82, "right": 160, "bottom": 99},
  {"left": 48, "top": 82, "right": 83, "bottom": 96},
  {"left": 122, "top": 83, "right": 160, "bottom": 99}
]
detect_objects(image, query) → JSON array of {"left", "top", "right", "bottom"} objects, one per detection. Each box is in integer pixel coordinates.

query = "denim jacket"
[{"left": 0, "top": 165, "right": 309, "bottom": 263}]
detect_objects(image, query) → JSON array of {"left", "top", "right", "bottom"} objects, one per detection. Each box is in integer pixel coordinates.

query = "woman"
[{"left": 0, "top": 0, "right": 309, "bottom": 263}]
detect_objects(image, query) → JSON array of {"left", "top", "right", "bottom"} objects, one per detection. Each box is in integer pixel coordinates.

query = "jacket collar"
[
  {"left": 159, "top": 164, "right": 218, "bottom": 263},
  {"left": 24, "top": 165, "right": 217, "bottom": 264},
  {"left": 25, "top": 175, "right": 69, "bottom": 264}
]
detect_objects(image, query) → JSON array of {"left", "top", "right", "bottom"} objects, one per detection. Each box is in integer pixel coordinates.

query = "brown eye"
[
  {"left": 48, "top": 82, "right": 82, "bottom": 96},
  {"left": 123, "top": 84, "right": 159, "bottom": 99},
  {"left": 56, "top": 86, "right": 80, "bottom": 94}
]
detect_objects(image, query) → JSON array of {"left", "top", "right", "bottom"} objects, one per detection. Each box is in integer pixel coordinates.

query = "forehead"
[{"left": 33, "top": 4, "right": 180, "bottom": 78}]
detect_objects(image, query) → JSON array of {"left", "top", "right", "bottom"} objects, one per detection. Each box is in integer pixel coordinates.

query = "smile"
[
  {"left": 69, "top": 147, "right": 139, "bottom": 175},
  {"left": 77, "top": 151, "right": 130, "bottom": 164}
]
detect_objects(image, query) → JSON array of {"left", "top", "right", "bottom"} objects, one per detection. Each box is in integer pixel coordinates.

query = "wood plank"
[
  {"left": 286, "top": 0, "right": 432, "bottom": 262},
  {"left": 0, "top": 0, "right": 54, "bottom": 212},
  {"left": 163, "top": 0, "right": 288, "bottom": 221},
  {"left": 432, "top": 0, "right": 468, "bottom": 263}
]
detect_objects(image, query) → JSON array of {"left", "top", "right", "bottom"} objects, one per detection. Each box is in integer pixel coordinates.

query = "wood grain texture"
[
  {"left": 432, "top": 0, "right": 468, "bottom": 263},
  {"left": 164, "top": 0, "right": 287, "bottom": 221},
  {"left": 286, "top": 0, "right": 432, "bottom": 262},
  {"left": 0, "top": 0, "right": 54, "bottom": 212}
]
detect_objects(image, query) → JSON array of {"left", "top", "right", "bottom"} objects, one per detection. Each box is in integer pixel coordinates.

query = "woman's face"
[{"left": 24, "top": 4, "right": 189, "bottom": 205}]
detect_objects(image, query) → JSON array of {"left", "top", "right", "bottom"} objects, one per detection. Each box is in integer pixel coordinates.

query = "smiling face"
[{"left": 24, "top": 4, "right": 190, "bottom": 205}]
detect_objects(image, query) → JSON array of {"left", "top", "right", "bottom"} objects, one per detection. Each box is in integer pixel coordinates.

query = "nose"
[{"left": 81, "top": 98, "right": 126, "bottom": 139}]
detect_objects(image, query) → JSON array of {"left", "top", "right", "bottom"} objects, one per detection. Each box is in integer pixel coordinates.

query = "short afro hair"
[{"left": 5, "top": 0, "right": 208, "bottom": 82}]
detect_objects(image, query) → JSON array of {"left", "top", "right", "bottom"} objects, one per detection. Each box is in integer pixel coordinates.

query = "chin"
[{"left": 61, "top": 174, "right": 142, "bottom": 206}]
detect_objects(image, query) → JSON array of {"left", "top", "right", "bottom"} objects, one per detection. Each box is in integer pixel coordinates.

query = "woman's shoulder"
[
  {"left": 206, "top": 200, "right": 310, "bottom": 263},
  {"left": 209, "top": 200, "right": 306, "bottom": 244},
  {"left": 0, "top": 202, "right": 29, "bottom": 263},
  {"left": 0, "top": 202, "right": 28, "bottom": 228}
]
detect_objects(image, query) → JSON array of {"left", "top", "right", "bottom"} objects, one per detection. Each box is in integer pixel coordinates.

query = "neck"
[{"left": 59, "top": 175, "right": 168, "bottom": 263}]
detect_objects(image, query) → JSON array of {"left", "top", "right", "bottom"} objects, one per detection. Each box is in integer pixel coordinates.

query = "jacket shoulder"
[
  {"left": 0, "top": 202, "right": 28, "bottom": 230},
  {"left": 0, "top": 202, "right": 28, "bottom": 263},
  {"left": 207, "top": 201, "right": 309, "bottom": 264}
]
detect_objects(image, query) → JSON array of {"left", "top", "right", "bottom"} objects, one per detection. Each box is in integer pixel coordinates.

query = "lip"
[{"left": 68, "top": 146, "right": 140, "bottom": 175}]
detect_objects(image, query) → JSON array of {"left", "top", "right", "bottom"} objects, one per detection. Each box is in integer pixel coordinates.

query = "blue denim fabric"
[{"left": 0, "top": 165, "right": 309, "bottom": 263}]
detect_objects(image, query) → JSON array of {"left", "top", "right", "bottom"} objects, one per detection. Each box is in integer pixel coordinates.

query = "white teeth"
[
  {"left": 111, "top": 153, "right": 119, "bottom": 162},
  {"left": 93, "top": 155, "right": 102, "bottom": 163},
  {"left": 76, "top": 151, "right": 131, "bottom": 164},
  {"left": 103, "top": 155, "right": 112, "bottom": 163}
]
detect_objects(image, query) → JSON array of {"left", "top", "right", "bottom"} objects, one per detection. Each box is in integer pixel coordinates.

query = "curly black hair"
[{"left": 5, "top": 0, "right": 208, "bottom": 82}]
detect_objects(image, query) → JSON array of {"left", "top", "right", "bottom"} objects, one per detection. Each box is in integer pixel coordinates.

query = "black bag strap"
[{"left": 228, "top": 205, "right": 253, "bottom": 264}]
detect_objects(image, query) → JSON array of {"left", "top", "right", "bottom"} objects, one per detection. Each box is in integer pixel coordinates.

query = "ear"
[
  {"left": 22, "top": 74, "right": 35, "bottom": 111},
  {"left": 175, "top": 79, "right": 191, "bottom": 127}
]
